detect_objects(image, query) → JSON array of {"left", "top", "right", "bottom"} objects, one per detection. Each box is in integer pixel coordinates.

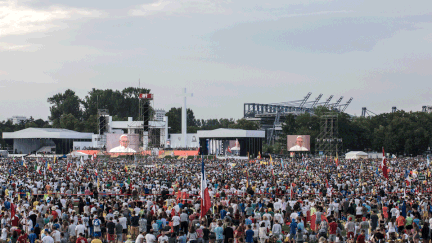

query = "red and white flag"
[
  {"left": 36, "top": 166, "right": 42, "bottom": 175},
  {"left": 10, "top": 203, "right": 16, "bottom": 220},
  {"left": 290, "top": 183, "right": 295, "bottom": 199},
  {"left": 382, "top": 147, "right": 389, "bottom": 179},
  {"left": 200, "top": 156, "right": 211, "bottom": 218}
]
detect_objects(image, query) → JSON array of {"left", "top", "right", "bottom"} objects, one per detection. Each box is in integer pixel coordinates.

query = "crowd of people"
[{"left": 0, "top": 154, "right": 431, "bottom": 243}]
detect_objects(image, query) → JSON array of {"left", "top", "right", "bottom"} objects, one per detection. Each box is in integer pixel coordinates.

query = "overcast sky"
[{"left": 1, "top": 0, "right": 431, "bottom": 121}]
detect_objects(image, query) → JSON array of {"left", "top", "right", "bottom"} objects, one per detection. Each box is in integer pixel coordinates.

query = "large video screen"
[
  {"left": 106, "top": 134, "right": 140, "bottom": 153},
  {"left": 228, "top": 139, "right": 240, "bottom": 151},
  {"left": 287, "top": 135, "right": 310, "bottom": 151}
]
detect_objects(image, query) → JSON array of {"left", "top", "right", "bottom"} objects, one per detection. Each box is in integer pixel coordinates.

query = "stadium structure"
[{"left": 243, "top": 93, "right": 353, "bottom": 144}]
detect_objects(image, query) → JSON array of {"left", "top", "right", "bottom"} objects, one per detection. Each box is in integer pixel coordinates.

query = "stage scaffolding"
[{"left": 315, "top": 113, "right": 343, "bottom": 156}]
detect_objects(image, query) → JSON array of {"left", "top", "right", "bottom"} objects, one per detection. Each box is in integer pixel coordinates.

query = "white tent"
[
  {"left": 345, "top": 151, "right": 368, "bottom": 159},
  {"left": 68, "top": 151, "right": 89, "bottom": 159}
]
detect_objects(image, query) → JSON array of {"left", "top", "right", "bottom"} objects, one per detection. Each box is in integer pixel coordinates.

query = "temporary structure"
[{"left": 345, "top": 151, "right": 368, "bottom": 159}]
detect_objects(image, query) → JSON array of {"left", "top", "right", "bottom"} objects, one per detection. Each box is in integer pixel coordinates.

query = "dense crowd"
[{"left": 0, "top": 155, "right": 431, "bottom": 243}]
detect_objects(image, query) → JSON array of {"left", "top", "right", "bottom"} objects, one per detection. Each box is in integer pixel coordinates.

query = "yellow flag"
[{"left": 270, "top": 155, "right": 273, "bottom": 165}]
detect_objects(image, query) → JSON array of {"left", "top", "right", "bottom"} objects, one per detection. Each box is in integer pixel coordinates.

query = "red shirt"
[
  {"left": 51, "top": 210, "right": 58, "bottom": 219},
  {"left": 18, "top": 234, "right": 28, "bottom": 243},
  {"left": 329, "top": 222, "right": 338, "bottom": 234},
  {"left": 11, "top": 216, "right": 19, "bottom": 227},
  {"left": 76, "top": 237, "right": 88, "bottom": 243},
  {"left": 357, "top": 234, "right": 365, "bottom": 243}
]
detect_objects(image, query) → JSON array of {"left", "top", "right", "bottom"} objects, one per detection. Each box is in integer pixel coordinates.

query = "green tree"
[
  {"left": 228, "top": 118, "right": 259, "bottom": 130},
  {"left": 165, "top": 107, "right": 196, "bottom": 134},
  {"left": 47, "top": 89, "right": 83, "bottom": 126},
  {"left": 82, "top": 87, "right": 151, "bottom": 121},
  {"left": 59, "top": 113, "right": 80, "bottom": 131}
]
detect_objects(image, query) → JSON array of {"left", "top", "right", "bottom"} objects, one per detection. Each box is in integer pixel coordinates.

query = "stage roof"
[
  {"left": 2, "top": 128, "right": 93, "bottom": 139},
  {"left": 197, "top": 128, "right": 265, "bottom": 138}
]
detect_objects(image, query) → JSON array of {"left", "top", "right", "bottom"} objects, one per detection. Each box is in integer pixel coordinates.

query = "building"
[
  {"left": 2, "top": 128, "right": 93, "bottom": 154},
  {"left": 7, "top": 116, "right": 27, "bottom": 125},
  {"left": 93, "top": 115, "right": 169, "bottom": 149},
  {"left": 154, "top": 109, "right": 166, "bottom": 121}
]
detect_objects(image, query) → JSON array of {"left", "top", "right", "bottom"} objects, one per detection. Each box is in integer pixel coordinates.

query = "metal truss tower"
[
  {"left": 315, "top": 113, "right": 343, "bottom": 156},
  {"left": 244, "top": 93, "right": 353, "bottom": 146},
  {"left": 138, "top": 94, "right": 154, "bottom": 149}
]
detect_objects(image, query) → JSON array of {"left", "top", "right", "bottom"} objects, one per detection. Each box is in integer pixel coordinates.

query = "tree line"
[
  {"left": 266, "top": 106, "right": 432, "bottom": 156},
  {"left": 1, "top": 87, "right": 431, "bottom": 156},
  {"left": 165, "top": 107, "right": 259, "bottom": 134}
]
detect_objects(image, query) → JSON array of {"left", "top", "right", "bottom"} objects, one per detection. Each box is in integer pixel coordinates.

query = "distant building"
[
  {"left": 8, "top": 116, "right": 27, "bottom": 125},
  {"left": 154, "top": 109, "right": 166, "bottom": 121},
  {"left": 2, "top": 128, "right": 93, "bottom": 154}
]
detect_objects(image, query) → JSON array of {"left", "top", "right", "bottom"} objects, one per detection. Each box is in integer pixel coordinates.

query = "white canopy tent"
[
  {"left": 68, "top": 151, "right": 90, "bottom": 159},
  {"left": 345, "top": 151, "right": 368, "bottom": 159}
]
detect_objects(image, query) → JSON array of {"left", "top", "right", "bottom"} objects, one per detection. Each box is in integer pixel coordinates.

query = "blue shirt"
[
  {"left": 28, "top": 233, "right": 37, "bottom": 243},
  {"left": 156, "top": 219, "right": 163, "bottom": 229},
  {"left": 178, "top": 234, "right": 187, "bottom": 243},
  {"left": 214, "top": 227, "right": 224, "bottom": 240},
  {"left": 220, "top": 210, "right": 227, "bottom": 220},
  {"left": 239, "top": 203, "right": 245, "bottom": 213},
  {"left": 290, "top": 221, "right": 297, "bottom": 235},
  {"left": 245, "top": 218, "right": 252, "bottom": 226},
  {"left": 245, "top": 229, "right": 254, "bottom": 243},
  {"left": 413, "top": 218, "right": 421, "bottom": 229},
  {"left": 297, "top": 222, "right": 304, "bottom": 232},
  {"left": 4, "top": 201, "right": 10, "bottom": 210}
]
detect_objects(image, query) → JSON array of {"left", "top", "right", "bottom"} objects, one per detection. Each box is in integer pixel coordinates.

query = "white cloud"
[
  {"left": 0, "top": 42, "right": 32, "bottom": 50},
  {"left": 0, "top": 0, "right": 103, "bottom": 37},
  {"left": 128, "top": 0, "right": 230, "bottom": 16}
]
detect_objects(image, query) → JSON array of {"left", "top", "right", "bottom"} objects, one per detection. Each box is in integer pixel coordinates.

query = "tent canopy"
[
  {"left": 345, "top": 151, "right": 368, "bottom": 159},
  {"left": 68, "top": 151, "right": 89, "bottom": 158}
]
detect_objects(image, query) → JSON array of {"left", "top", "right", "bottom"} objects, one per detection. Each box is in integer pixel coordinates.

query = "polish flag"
[
  {"left": 382, "top": 147, "right": 389, "bottom": 179},
  {"left": 200, "top": 156, "right": 211, "bottom": 218},
  {"left": 290, "top": 183, "right": 295, "bottom": 199}
]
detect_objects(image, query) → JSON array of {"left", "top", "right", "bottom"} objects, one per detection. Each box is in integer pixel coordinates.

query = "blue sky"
[{"left": 0, "top": 0, "right": 431, "bottom": 121}]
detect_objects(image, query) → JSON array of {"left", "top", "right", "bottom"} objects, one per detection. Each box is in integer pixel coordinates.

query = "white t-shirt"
[
  {"left": 52, "top": 230, "right": 61, "bottom": 242},
  {"left": 356, "top": 206, "right": 363, "bottom": 215},
  {"left": 136, "top": 234, "right": 145, "bottom": 243},
  {"left": 119, "top": 217, "right": 127, "bottom": 229},
  {"left": 390, "top": 208, "right": 398, "bottom": 217},
  {"left": 158, "top": 235, "right": 169, "bottom": 243},
  {"left": 75, "top": 224, "right": 86, "bottom": 236},
  {"left": 145, "top": 233, "right": 156, "bottom": 243},
  {"left": 42, "top": 235, "right": 55, "bottom": 243},
  {"left": 1, "top": 228, "right": 8, "bottom": 241},
  {"left": 172, "top": 216, "right": 181, "bottom": 226}
]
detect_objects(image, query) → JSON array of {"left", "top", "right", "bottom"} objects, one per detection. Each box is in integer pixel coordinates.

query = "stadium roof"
[
  {"left": 2, "top": 128, "right": 93, "bottom": 139},
  {"left": 197, "top": 128, "right": 265, "bottom": 138}
]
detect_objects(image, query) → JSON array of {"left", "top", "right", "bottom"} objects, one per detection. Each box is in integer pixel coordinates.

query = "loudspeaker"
[
  {"left": 99, "top": 116, "right": 106, "bottom": 134},
  {"left": 143, "top": 103, "right": 149, "bottom": 132}
]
